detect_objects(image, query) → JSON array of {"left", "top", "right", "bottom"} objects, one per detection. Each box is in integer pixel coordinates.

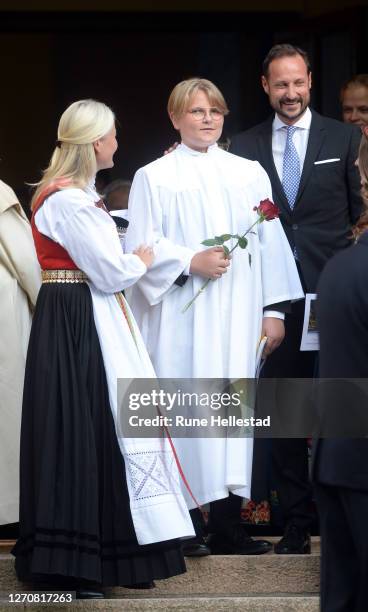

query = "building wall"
[{"left": 0, "top": 7, "right": 366, "bottom": 202}]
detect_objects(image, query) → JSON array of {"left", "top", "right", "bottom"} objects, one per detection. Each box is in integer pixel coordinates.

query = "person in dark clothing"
[
  {"left": 314, "top": 125, "right": 368, "bottom": 612},
  {"left": 230, "top": 43, "right": 361, "bottom": 554}
]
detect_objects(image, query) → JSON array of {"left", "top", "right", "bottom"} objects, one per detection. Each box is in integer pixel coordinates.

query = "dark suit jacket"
[
  {"left": 230, "top": 110, "right": 362, "bottom": 292},
  {"left": 313, "top": 232, "right": 368, "bottom": 490}
]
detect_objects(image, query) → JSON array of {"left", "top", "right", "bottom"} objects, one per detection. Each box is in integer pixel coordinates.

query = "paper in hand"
[{"left": 255, "top": 336, "right": 268, "bottom": 378}]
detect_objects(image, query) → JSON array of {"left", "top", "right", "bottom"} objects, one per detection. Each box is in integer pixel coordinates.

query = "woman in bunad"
[{"left": 12, "top": 99, "right": 194, "bottom": 597}]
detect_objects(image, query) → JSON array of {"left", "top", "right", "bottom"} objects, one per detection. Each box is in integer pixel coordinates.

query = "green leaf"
[
  {"left": 222, "top": 245, "right": 230, "bottom": 257},
  {"left": 202, "top": 239, "right": 217, "bottom": 246},
  {"left": 248, "top": 252, "right": 252, "bottom": 267},
  {"left": 214, "top": 236, "right": 225, "bottom": 245},
  {"left": 219, "top": 233, "right": 232, "bottom": 242},
  {"left": 238, "top": 237, "right": 248, "bottom": 249}
]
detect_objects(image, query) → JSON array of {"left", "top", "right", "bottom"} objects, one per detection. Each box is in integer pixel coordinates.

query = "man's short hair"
[
  {"left": 340, "top": 74, "right": 368, "bottom": 102},
  {"left": 262, "top": 44, "right": 311, "bottom": 78},
  {"left": 103, "top": 179, "right": 131, "bottom": 198}
]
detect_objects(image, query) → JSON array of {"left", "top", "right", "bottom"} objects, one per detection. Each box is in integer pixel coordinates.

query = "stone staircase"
[{"left": 0, "top": 538, "right": 320, "bottom": 610}]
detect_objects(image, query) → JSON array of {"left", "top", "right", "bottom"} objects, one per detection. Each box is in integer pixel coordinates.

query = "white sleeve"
[
  {"left": 125, "top": 167, "right": 195, "bottom": 305},
  {"left": 255, "top": 164, "right": 304, "bottom": 306},
  {"left": 35, "top": 189, "right": 146, "bottom": 293},
  {"left": 263, "top": 310, "right": 285, "bottom": 320}
]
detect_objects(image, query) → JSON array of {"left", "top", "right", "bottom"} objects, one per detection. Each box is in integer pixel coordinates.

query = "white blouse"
[{"left": 35, "top": 184, "right": 145, "bottom": 292}]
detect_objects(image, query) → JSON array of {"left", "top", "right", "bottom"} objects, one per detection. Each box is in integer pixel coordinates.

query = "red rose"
[{"left": 254, "top": 199, "right": 280, "bottom": 221}]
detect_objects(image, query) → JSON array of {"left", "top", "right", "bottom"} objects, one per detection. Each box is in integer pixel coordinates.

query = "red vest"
[{"left": 31, "top": 179, "right": 108, "bottom": 271}]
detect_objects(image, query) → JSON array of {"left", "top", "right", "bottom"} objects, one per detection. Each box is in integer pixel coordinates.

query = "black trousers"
[
  {"left": 262, "top": 300, "right": 317, "bottom": 530},
  {"left": 315, "top": 482, "right": 368, "bottom": 612},
  {"left": 190, "top": 493, "right": 242, "bottom": 537}
]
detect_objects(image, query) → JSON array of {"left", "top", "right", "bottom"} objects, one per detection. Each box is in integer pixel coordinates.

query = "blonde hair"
[
  {"left": 31, "top": 99, "right": 115, "bottom": 210},
  {"left": 167, "top": 78, "right": 229, "bottom": 119},
  {"left": 352, "top": 131, "right": 368, "bottom": 240}
]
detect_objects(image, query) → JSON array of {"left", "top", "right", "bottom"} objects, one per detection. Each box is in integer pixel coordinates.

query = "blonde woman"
[
  {"left": 0, "top": 181, "right": 41, "bottom": 526},
  {"left": 12, "top": 100, "right": 194, "bottom": 597}
]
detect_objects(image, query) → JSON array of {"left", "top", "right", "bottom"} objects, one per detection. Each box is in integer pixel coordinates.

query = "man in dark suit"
[
  {"left": 230, "top": 43, "right": 362, "bottom": 554},
  {"left": 315, "top": 129, "right": 368, "bottom": 609}
]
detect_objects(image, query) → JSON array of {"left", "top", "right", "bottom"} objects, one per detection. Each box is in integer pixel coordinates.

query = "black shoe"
[
  {"left": 181, "top": 536, "right": 211, "bottom": 557},
  {"left": 209, "top": 524, "right": 272, "bottom": 555},
  {"left": 274, "top": 524, "right": 311, "bottom": 554},
  {"left": 76, "top": 589, "right": 104, "bottom": 599}
]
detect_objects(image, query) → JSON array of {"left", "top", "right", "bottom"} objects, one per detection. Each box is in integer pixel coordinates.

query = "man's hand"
[
  {"left": 190, "top": 247, "right": 230, "bottom": 279},
  {"left": 164, "top": 142, "right": 179, "bottom": 155},
  {"left": 261, "top": 317, "right": 285, "bottom": 357}
]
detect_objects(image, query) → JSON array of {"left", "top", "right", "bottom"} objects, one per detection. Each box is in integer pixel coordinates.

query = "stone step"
[
  {"left": 0, "top": 594, "right": 320, "bottom": 611},
  {"left": 0, "top": 537, "right": 321, "bottom": 555},
  {"left": 0, "top": 552, "right": 320, "bottom": 596},
  {"left": 0, "top": 543, "right": 14, "bottom": 555}
]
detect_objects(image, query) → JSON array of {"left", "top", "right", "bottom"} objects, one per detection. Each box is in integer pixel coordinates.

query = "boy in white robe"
[{"left": 126, "top": 78, "right": 303, "bottom": 555}]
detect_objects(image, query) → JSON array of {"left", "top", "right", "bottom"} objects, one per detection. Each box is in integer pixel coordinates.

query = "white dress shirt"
[{"left": 272, "top": 107, "right": 312, "bottom": 181}]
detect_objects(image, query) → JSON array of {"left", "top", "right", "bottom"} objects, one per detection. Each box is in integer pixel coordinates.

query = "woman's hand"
[
  {"left": 134, "top": 245, "right": 154, "bottom": 268},
  {"left": 190, "top": 247, "right": 230, "bottom": 279},
  {"left": 261, "top": 317, "right": 285, "bottom": 357}
]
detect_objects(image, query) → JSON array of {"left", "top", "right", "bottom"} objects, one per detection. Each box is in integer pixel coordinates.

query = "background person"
[
  {"left": 0, "top": 179, "right": 41, "bottom": 528},
  {"left": 230, "top": 43, "right": 362, "bottom": 555},
  {"left": 103, "top": 179, "right": 132, "bottom": 245},
  {"left": 12, "top": 99, "right": 194, "bottom": 597},
  {"left": 104, "top": 178, "right": 131, "bottom": 220},
  {"left": 314, "top": 126, "right": 368, "bottom": 612},
  {"left": 126, "top": 78, "right": 303, "bottom": 557},
  {"left": 340, "top": 74, "right": 368, "bottom": 127}
]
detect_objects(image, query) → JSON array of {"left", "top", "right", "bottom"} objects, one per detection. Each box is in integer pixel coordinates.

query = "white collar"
[
  {"left": 178, "top": 142, "right": 219, "bottom": 156},
  {"left": 273, "top": 107, "right": 312, "bottom": 132},
  {"left": 87, "top": 176, "right": 97, "bottom": 190},
  {"left": 85, "top": 177, "right": 100, "bottom": 200}
]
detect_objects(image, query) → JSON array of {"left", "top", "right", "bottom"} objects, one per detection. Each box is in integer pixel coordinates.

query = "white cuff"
[
  {"left": 184, "top": 262, "right": 191, "bottom": 276},
  {"left": 263, "top": 310, "right": 285, "bottom": 321}
]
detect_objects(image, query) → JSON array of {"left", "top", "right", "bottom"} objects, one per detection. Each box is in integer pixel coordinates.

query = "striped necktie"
[{"left": 282, "top": 125, "right": 300, "bottom": 209}]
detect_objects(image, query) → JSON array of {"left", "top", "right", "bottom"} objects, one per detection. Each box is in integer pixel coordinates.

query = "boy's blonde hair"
[{"left": 167, "top": 78, "right": 229, "bottom": 119}]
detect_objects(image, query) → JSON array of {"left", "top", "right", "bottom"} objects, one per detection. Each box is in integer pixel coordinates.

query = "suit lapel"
[
  {"left": 256, "top": 118, "right": 291, "bottom": 219},
  {"left": 295, "top": 110, "right": 326, "bottom": 204}
]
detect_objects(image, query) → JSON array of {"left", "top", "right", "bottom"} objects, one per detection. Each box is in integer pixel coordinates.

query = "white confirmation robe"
[{"left": 125, "top": 143, "right": 303, "bottom": 507}]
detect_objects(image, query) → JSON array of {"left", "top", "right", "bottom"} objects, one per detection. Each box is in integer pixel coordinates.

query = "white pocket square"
[{"left": 314, "top": 158, "right": 340, "bottom": 165}]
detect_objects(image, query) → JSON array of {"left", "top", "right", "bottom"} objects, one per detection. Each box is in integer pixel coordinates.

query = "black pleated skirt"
[{"left": 12, "top": 283, "right": 186, "bottom": 587}]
